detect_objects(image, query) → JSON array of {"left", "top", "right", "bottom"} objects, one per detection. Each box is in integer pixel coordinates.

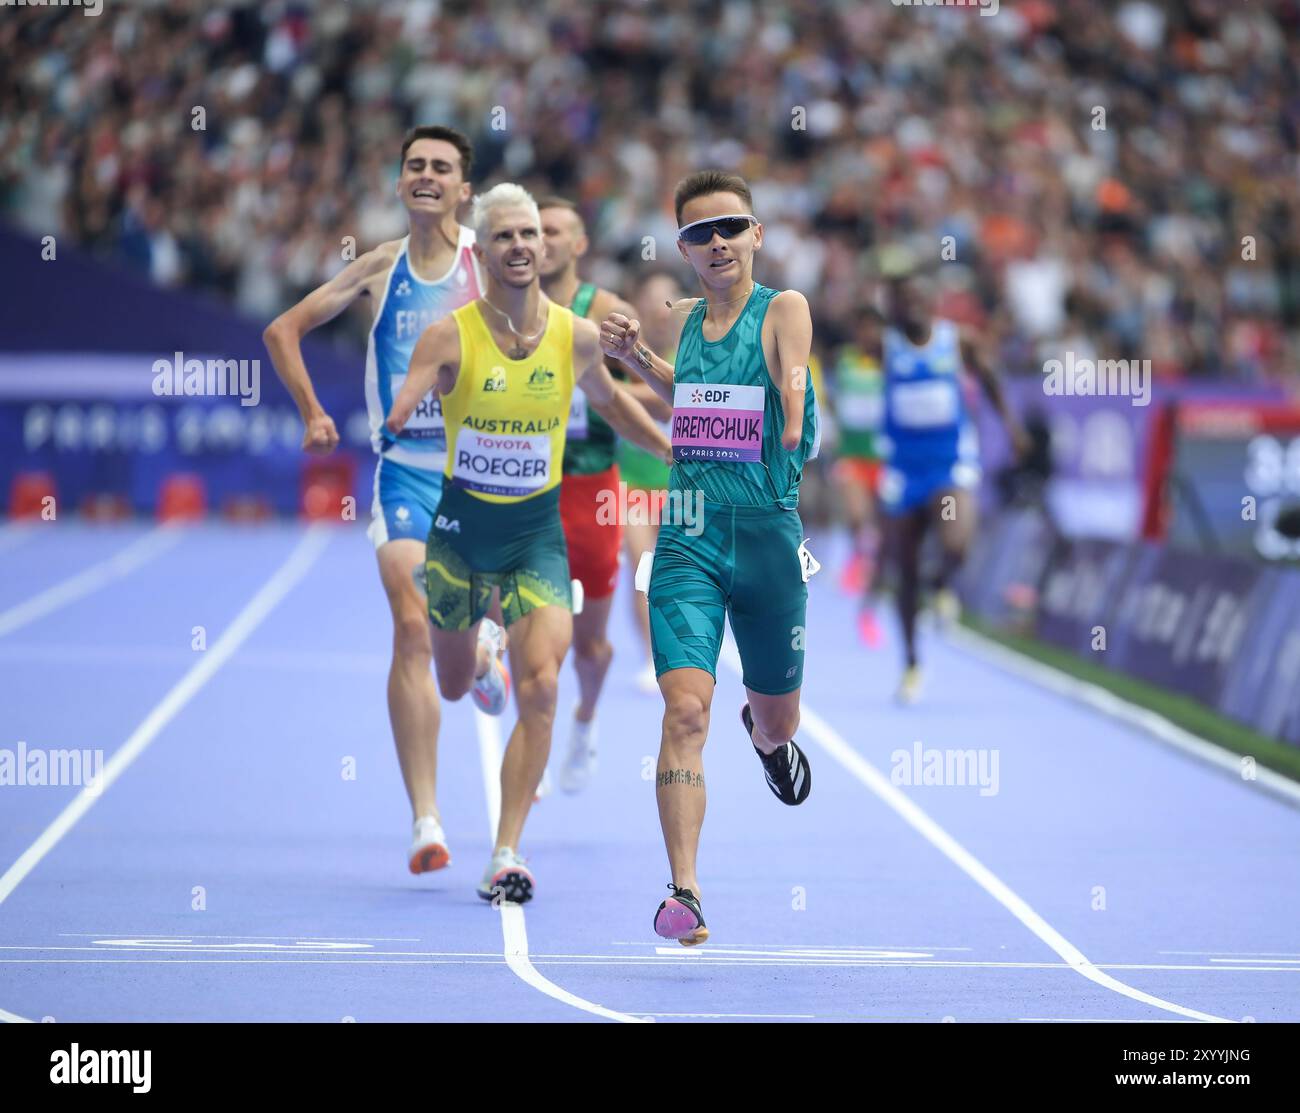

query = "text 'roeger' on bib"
[
  {"left": 671, "top": 382, "right": 764, "bottom": 463},
  {"left": 452, "top": 429, "right": 551, "bottom": 497}
]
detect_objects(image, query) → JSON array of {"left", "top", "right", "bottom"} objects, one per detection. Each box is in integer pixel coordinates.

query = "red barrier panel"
[
  {"left": 9, "top": 472, "right": 57, "bottom": 519},
  {"left": 158, "top": 473, "right": 207, "bottom": 521}
]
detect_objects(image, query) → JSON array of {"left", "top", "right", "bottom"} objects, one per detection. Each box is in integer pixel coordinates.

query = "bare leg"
[
  {"left": 376, "top": 540, "right": 441, "bottom": 821},
  {"left": 887, "top": 508, "right": 929, "bottom": 669},
  {"left": 655, "top": 667, "right": 714, "bottom": 895},
  {"left": 933, "top": 486, "right": 976, "bottom": 589},
  {"left": 495, "top": 604, "right": 571, "bottom": 851},
  {"left": 571, "top": 593, "right": 614, "bottom": 723},
  {"left": 744, "top": 687, "right": 801, "bottom": 756}
]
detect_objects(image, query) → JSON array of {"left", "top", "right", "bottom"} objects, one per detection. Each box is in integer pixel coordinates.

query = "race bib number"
[
  {"left": 890, "top": 380, "right": 958, "bottom": 429},
  {"left": 452, "top": 430, "right": 550, "bottom": 497},
  {"left": 838, "top": 391, "right": 883, "bottom": 431},
  {"left": 567, "top": 391, "right": 588, "bottom": 440},
  {"left": 671, "top": 382, "right": 764, "bottom": 462},
  {"left": 390, "top": 373, "right": 446, "bottom": 449}
]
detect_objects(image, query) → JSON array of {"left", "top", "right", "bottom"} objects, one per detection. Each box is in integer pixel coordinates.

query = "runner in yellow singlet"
[{"left": 388, "top": 183, "right": 671, "bottom": 904}]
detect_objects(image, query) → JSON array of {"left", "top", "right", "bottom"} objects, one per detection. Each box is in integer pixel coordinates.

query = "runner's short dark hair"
[
  {"left": 399, "top": 126, "right": 473, "bottom": 179},
  {"left": 673, "top": 170, "right": 753, "bottom": 225}
]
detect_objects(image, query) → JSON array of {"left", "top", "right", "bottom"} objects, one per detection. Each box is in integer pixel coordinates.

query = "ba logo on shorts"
[
  {"left": 690, "top": 388, "right": 732, "bottom": 404},
  {"left": 483, "top": 369, "right": 507, "bottom": 392},
  {"left": 434, "top": 515, "right": 460, "bottom": 533},
  {"left": 526, "top": 367, "right": 555, "bottom": 391}
]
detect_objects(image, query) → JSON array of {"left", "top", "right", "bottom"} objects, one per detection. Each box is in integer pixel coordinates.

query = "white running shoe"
[
  {"left": 476, "top": 846, "right": 535, "bottom": 904},
  {"left": 636, "top": 660, "right": 659, "bottom": 694},
  {"left": 896, "top": 665, "right": 924, "bottom": 706},
  {"left": 559, "top": 711, "right": 597, "bottom": 794},
  {"left": 472, "top": 617, "right": 510, "bottom": 715},
  {"left": 408, "top": 815, "right": 451, "bottom": 875},
  {"left": 934, "top": 588, "right": 961, "bottom": 628}
]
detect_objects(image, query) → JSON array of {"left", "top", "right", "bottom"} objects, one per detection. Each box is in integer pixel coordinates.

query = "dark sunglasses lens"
[
  {"left": 715, "top": 217, "right": 752, "bottom": 238},
  {"left": 681, "top": 217, "right": 751, "bottom": 244}
]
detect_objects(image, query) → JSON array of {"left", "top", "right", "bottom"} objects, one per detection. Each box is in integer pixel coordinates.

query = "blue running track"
[{"left": 1, "top": 521, "right": 1297, "bottom": 1023}]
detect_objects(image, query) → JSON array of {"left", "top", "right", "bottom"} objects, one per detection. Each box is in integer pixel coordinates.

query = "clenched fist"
[
  {"left": 599, "top": 312, "right": 642, "bottom": 362},
  {"left": 302, "top": 412, "right": 339, "bottom": 455}
]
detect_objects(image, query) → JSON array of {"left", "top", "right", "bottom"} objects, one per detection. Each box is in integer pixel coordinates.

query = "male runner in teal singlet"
[{"left": 600, "top": 170, "right": 820, "bottom": 945}]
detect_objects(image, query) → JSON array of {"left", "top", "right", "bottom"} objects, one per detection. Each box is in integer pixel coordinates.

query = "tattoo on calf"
[{"left": 656, "top": 768, "right": 704, "bottom": 788}]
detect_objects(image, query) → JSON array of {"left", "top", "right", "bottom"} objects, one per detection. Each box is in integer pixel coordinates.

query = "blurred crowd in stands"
[{"left": 3, "top": 0, "right": 1298, "bottom": 387}]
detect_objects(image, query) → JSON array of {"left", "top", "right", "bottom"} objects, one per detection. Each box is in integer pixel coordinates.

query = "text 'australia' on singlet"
[
  {"left": 669, "top": 283, "right": 818, "bottom": 510},
  {"left": 366, "top": 228, "right": 483, "bottom": 471},
  {"left": 442, "top": 299, "right": 575, "bottom": 504},
  {"left": 879, "top": 318, "right": 969, "bottom": 469},
  {"left": 562, "top": 281, "right": 618, "bottom": 476}
]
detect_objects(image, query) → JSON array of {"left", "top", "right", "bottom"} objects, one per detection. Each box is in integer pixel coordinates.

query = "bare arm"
[
  {"left": 591, "top": 291, "right": 673, "bottom": 421},
  {"left": 262, "top": 242, "right": 398, "bottom": 453},
  {"left": 387, "top": 317, "right": 460, "bottom": 435},
  {"left": 960, "top": 331, "right": 1028, "bottom": 457},
  {"left": 598, "top": 310, "right": 678, "bottom": 406},
  {"left": 576, "top": 319, "right": 672, "bottom": 462},
  {"left": 765, "top": 289, "right": 813, "bottom": 452}
]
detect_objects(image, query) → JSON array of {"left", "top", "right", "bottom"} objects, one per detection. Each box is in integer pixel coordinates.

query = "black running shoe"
[
  {"left": 653, "top": 883, "right": 708, "bottom": 946},
  {"left": 742, "top": 703, "right": 812, "bottom": 805}
]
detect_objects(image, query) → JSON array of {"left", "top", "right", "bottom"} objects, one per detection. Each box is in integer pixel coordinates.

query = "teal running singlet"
[{"left": 669, "top": 284, "right": 818, "bottom": 508}]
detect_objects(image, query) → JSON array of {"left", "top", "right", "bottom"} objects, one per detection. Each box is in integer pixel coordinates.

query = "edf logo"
[{"left": 691, "top": 388, "right": 732, "bottom": 404}]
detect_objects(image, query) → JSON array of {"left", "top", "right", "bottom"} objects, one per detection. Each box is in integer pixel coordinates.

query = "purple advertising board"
[
  {"left": 1099, "top": 544, "right": 1264, "bottom": 707},
  {"left": 1034, "top": 538, "right": 1141, "bottom": 658}
]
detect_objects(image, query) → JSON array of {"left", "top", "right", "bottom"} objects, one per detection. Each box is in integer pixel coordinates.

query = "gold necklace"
[
  {"left": 481, "top": 294, "right": 547, "bottom": 357},
  {"left": 668, "top": 284, "right": 756, "bottom": 314}
]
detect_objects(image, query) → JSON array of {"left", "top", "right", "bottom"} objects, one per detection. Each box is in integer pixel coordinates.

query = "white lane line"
[
  {"left": 473, "top": 708, "right": 650, "bottom": 1023},
  {"left": 58, "top": 933, "right": 420, "bottom": 941},
  {"left": 946, "top": 624, "right": 1300, "bottom": 809},
  {"left": 0, "top": 526, "right": 183, "bottom": 639},
  {"left": 5, "top": 951, "right": 1294, "bottom": 967},
  {"left": 0, "top": 644, "right": 389, "bottom": 674},
  {"left": 718, "top": 639, "right": 1232, "bottom": 1024},
  {"left": 0, "top": 1006, "right": 34, "bottom": 1022},
  {"left": 1020, "top": 1018, "right": 1189, "bottom": 1024},
  {"left": 0, "top": 527, "right": 330, "bottom": 911}
]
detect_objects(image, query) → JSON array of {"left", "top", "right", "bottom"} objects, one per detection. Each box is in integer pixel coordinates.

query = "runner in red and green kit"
[
  {"left": 599, "top": 171, "right": 820, "bottom": 946},
  {"left": 539, "top": 197, "right": 674, "bottom": 795}
]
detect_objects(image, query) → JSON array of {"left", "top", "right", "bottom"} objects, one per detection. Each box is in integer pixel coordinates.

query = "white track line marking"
[
  {"left": 58, "top": 933, "right": 420, "bottom": 941},
  {"left": 473, "top": 708, "right": 650, "bottom": 1023},
  {"left": 717, "top": 639, "right": 1232, "bottom": 1024},
  {"left": 0, "top": 527, "right": 329, "bottom": 912},
  {"left": 946, "top": 624, "right": 1300, "bottom": 808},
  {"left": 0, "top": 526, "right": 182, "bottom": 639},
  {"left": 0, "top": 1006, "right": 34, "bottom": 1022}
]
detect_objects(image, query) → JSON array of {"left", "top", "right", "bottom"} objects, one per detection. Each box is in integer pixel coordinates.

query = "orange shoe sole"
[
  {"left": 677, "top": 926, "right": 710, "bottom": 947},
  {"left": 409, "top": 844, "right": 451, "bottom": 874}
]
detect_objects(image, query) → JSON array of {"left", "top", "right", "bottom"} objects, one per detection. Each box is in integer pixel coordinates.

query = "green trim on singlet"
[
  {"left": 563, "top": 280, "right": 618, "bottom": 475},
  {"left": 670, "top": 283, "right": 818, "bottom": 509},
  {"left": 570, "top": 281, "right": 597, "bottom": 319}
]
